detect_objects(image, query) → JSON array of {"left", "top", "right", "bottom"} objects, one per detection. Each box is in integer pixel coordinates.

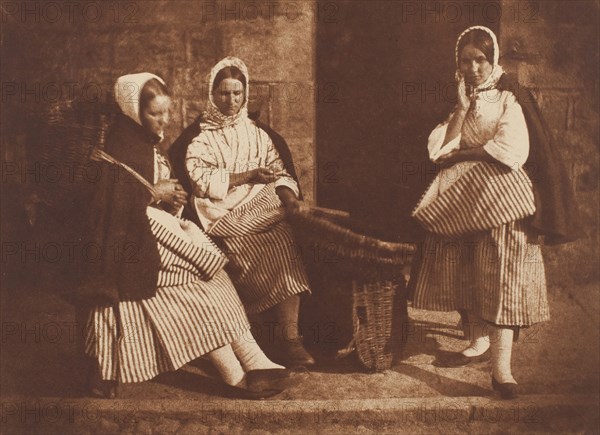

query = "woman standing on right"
[{"left": 410, "top": 26, "right": 578, "bottom": 399}]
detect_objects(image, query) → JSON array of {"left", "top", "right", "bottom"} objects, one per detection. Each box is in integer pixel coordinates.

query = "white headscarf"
[
  {"left": 114, "top": 72, "right": 166, "bottom": 126},
  {"left": 200, "top": 57, "right": 250, "bottom": 131},
  {"left": 454, "top": 26, "right": 504, "bottom": 93}
]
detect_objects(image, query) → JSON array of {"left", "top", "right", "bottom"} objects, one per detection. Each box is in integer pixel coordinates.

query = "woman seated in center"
[{"left": 172, "top": 57, "right": 314, "bottom": 368}]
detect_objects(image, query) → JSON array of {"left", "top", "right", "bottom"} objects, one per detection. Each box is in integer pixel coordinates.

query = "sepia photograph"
[{"left": 1, "top": 0, "right": 598, "bottom": 433}]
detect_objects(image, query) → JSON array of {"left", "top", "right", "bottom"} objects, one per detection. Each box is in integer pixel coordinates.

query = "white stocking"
[
  {"left": 461, "top": 312, "right": 490, "bottom": 357},
  {"left": 232, "top": 331, "right": 285, "bottom": 372},
  {"left": 206, "top": 345, "right": 246, "bottom": 387},
  {"left": 490, "top": 326, "right": 516, "bottom": 384}
]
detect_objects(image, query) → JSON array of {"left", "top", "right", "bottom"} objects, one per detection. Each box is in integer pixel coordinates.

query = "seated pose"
[
  {"left": 410, "top": 26, "right": 578, "bottom": 399},
  {"left": 171, "top": 57, "right": 314, "bottom": 367},
  {"left": 77, "top": 72, "right": 293, "bottom": 399}
]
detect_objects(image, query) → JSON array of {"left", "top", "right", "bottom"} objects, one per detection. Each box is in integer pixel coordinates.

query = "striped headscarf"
[{"left": 200, "top": 56, "right": 250, "bottom": 130}]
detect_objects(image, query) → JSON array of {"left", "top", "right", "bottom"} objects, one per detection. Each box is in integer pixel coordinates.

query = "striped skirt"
[
  {"left": 85, "top": 209, "right": 250, "bottom": 383},
  {"left": 410, "top": 162, "right": 549, "bottom": 326},
  {"left": 209, "top": 183, "right": 310, "bottom": 314},
  {"left": 411, "top": 221, "right": 549, "bottom": 326}
]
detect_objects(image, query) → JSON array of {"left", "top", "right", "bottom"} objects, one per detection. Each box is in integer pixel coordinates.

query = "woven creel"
[
  {"left": 352, "top": 280, "right": 404, "bottom": 371},
  {"left": 288, "top": 207, "right": 415, "bottom": 278},
  {"left": 36, "top": 100, "right": 116, "bottom": 207},
  {"left": 289, "top": 207, "right": 415, "bottom": 371}
]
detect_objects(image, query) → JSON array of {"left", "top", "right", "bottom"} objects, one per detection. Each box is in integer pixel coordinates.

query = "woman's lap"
[
  {"left": 208, "top": 184, "right": 310, "bottom": 314},
  {"left": 85, "top": 269, "right": 250, "bottom": 382}
]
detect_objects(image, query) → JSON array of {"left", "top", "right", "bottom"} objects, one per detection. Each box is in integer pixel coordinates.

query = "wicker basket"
[
  {"left": 352, "top": 279, "right": 407, "bottom": 371},
  {"left": 289, "top": 207, "right": 415, "bottom": 280},
  {"left": 36, "top": 100, "right": 116, "bottom": 208},
  {"left": 289, "top": 207, "right": 415, "bottom": 371}
]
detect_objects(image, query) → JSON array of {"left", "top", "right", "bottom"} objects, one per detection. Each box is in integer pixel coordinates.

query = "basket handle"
[{"left": 91, "top": 149, "right": 158, "bottom": 199}]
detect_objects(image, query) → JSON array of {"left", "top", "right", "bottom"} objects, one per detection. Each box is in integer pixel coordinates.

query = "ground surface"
[{"left": 1, "top": 281, "right": 598, "bottom": 434}]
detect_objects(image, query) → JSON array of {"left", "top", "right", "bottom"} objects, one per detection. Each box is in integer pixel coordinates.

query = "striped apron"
[
  {"left": 208, "top": 183, "right": 310, "bottom": 314},
  {"left": 85, "top": 210, "right": 250, "bottom": 383},
  {"left": 411, "top": 162, "right": 549, "bottom": 326}
]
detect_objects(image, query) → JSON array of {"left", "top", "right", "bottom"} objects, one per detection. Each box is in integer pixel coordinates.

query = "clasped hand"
[
  {"left": 457, "top": 78, "right": 474, "bottom": 112},
  {"left": 435, "top": 149, "right": 462, "bottom": 167},
  {"left": 153, "top": 178, "right": 187, "bottom": 208}
]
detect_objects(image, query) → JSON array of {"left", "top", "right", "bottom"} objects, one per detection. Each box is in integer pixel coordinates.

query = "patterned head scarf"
[
  {"left": 200, "top": 56, "right": 250, "bottom": 130},
  {"left": 114, "top": 72, "right": 167, "bottom": 126},
  {"left": 454, "top": 26, "right": 504, "bottom": 93}
]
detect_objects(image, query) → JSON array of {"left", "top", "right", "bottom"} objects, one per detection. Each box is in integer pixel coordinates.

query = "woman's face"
[
  {"left": 214, "top": 78, "right": 245, "bottom": 116},
  {"left": 459, "top": 43, "right": 493, "bottom": 87},
  {"left": 140, "top": 95, "right": 171, "bottom": 137}
]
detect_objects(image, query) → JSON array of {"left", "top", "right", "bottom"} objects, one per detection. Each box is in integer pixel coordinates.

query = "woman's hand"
[
  {"left": 229, "top": 171, "right": 253, "bottom": 188},
  {"left": 457, "top": 78, "right": 472, "bottom": 112},
  {"left": 436, "top": 150, "right": 461, "bottom": 166},
  {"left": 276, "top": 186, "right": 301, "bottom": 215},
  {"left": 253, "top": 167, "right": 284, "bottom": 184},
  {"left": 153, "top": 179, "right": 187, "bottom": 208},
  {"left": 230, "top": 167, "right": 284, "bottom": 188},
  {"left": 436, "top": 148, "right": 495, "bottom": 168}
]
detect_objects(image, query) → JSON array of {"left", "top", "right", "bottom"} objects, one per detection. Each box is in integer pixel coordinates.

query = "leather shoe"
[
  {"left": 88, "top": 364, "right": 117, "bottom": 399},
  {"left": 492, "top": 376, "right": 519, "bottom": 400},
  {"left": 278, "top": 337, "right": 316, "bottom": 368},
  {"left": 436, "top": 349, "right": 490, "bottom": 368},
  {"left": 246, "top": 368, "right": 302, "bottom": 392}
]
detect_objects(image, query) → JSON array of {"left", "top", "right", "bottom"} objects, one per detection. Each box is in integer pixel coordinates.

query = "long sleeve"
[
  {"left": 482, "top": 93, "right": 529, "bottom": 168},
  {"left": 186, "top": 136, "right": 230, "bottom": 200},
  {"left": 262, "top": 130, "right": 300, "bottom": 198},
  {"left": 428, "top": 115, "right": 461, "bottom": 162}
]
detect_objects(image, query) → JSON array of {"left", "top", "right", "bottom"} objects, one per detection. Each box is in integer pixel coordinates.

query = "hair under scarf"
[
  {"left": 200, "top": 56, "right": 250, "bottom": 130},
  {"left": 454, "top": 26, "right": 504, "bottom": 93},
  {"left": 114, "top": 72, "right": 166, "bottom": 126}
]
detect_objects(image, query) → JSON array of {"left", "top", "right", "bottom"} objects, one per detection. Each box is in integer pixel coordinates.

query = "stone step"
[{"left": 1, "top": 394, "right": 598, "bottom": 434}]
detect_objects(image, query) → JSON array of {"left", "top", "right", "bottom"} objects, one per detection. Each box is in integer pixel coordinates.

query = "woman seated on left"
[{"left": 76, "top": 72, "right": 294, "bottom": 399}]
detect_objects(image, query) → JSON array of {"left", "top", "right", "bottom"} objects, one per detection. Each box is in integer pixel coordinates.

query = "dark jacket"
[
  {"left": 497, "top": 74, "right": 580, "bottom": 245},
  {"left": 74, "top": 114, "right": 162, "bottom": 306}
]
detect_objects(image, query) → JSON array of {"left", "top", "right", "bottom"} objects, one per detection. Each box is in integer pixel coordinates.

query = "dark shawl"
[
  {"left": 168, "top": 114, "right": 302, "bottom": 227},
  {"left": 497, "top": 74, "right": 581, "bottom": 245},
  {"left": 74, "top": 114, "right": 162, "bottom": 306}
]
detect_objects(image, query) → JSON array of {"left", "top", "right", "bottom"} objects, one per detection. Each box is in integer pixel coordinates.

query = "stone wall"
[
  {"left": 1, "top": 0, "right": 598, "bottom": 287},
  {"left": 1, "top": 0, "right": 316, "bottom": 201},
  {"left": 499, "top": 0, "right": 599, "bottom": 285}
]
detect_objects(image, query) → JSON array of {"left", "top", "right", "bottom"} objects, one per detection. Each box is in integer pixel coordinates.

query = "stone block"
[
  {"left": 206, "top": 0, "right": 316, "bottom": 22},
  {"left": 12, "top": 30, "right": 72, "bottom": 77},
  {"left": 286, "top": 139, "right": 316, "bottom": 203},
  {"left": 182, "top": 99, "right": 206, "bottom": 127},
  {"left": 122, "top": 0, "right": 212, "bottom": 27},
  {"left": 500, "top": 3, "right": 596, "bottom": 90},
  {"left": 575, "top": 161, "right": 599, "bottom": 194},
  {"left": 534, "top": 90, "right": 570, "bottom": 131},
  {"left": 70, "top": 68, "right": 114, "bottom": 103},
  {"left": 163, "top": 97, "right": 184, "bottom": 142},
  {"left": 67, "top": 31, "right": 113, "bottom": 68},
  {"left": 164, "top": 67, "right": 189, "bottom": 101},
  {"left": 112, "top": 27, "right": 187, "bottom": 72},
  {"left": 270, "top": 82, "right": 316, "bottom": 142},
  {"left": 186, "top": 27, "right": 219, "bottom": 68},
  {"left": 248, "top": 82, "right": 271, "bottom": 119},
  {"left": 216, "top": 15, "right": 314, "bottom": 82},
  {"left": 178, "top": 67, "right": 212, "bottom": 102}
]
